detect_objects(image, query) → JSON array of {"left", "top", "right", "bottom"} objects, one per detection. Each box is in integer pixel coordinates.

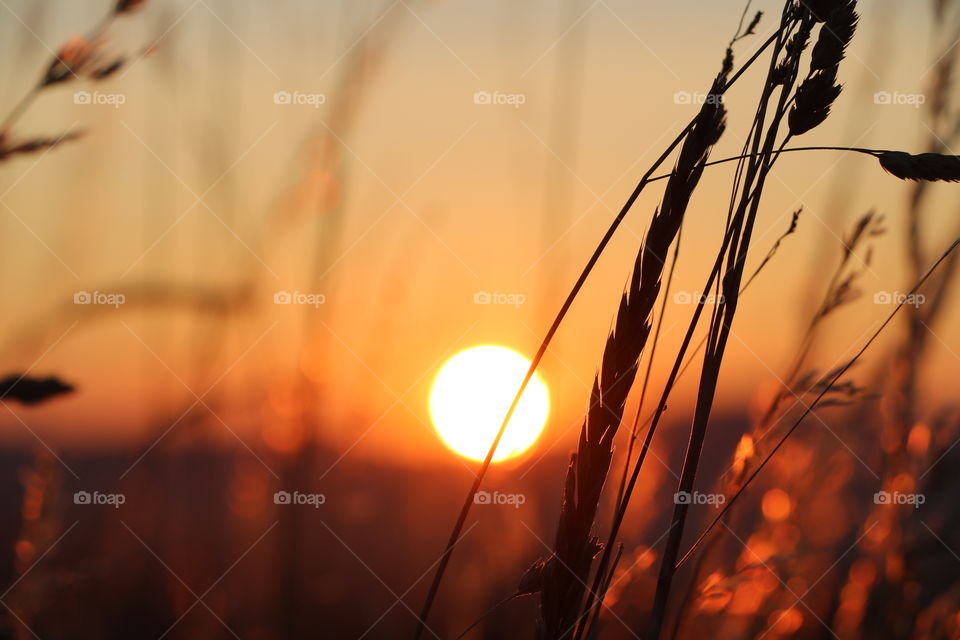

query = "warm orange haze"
[{"left": 2, "top": 1, "right": 960, "bottom": 639}]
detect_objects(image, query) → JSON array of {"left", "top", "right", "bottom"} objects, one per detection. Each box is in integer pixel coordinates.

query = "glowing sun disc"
[{"left": 430, "top": 346, "right": 549, "bottom": 462}]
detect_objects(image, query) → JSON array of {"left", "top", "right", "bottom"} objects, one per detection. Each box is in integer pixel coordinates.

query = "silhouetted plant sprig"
[
  {"left": 410, "top": 23, "right": 788, "bottom": 640},
  {"left": 674, "top": 238, "right": 960, "bottom": 571},
  {"left": 0, "top": 1, "right": 153, "bottom": 161},
  {"left": 646, "top": 147, "right": 960, "bottom": 185},
  {"left": 0, "top": 374, "right": 73, "bottom": 405},
  {"left": 537, "top": 49, "right": 730, "bottom": 640}
]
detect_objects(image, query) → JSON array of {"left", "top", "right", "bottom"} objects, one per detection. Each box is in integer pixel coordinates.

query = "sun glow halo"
[{"left": 429, "top": 346, "right": 549, "bottom": 462}]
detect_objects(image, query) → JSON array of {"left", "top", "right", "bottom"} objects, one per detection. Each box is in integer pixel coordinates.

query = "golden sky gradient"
[{"left": 1, "top": 0, "right": 956, "bottom": 465}]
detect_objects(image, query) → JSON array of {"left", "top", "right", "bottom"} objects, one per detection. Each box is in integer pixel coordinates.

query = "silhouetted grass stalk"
[
  {"left": 576, "top": 7, "right": 801, "bottom": 632},
  {"left": 0, "top": 0, "right": 152, "bottom": 159},
  {"left": 674, "top": 237, "right": 959, "bottom": 571},
  {"left": 644, "top": 4, "right": 878, "bottom": 634},
  {"left": 667, "top": 210, "right": 878, "bottom": 638},
  {"left": 645, "top": 4, "right": 809, "bottom": 634},
  {"left": 643, "top": 146, "right": 960, "bottom": 184},
  {"left": 410, "top": 29, "right": 785, "bottom": 640},
  {"left": 579, "top": 3, "right": 821, "bottom": 635},
  {"left": 538, "top": 49, "right": 730, "bottom": 640}
]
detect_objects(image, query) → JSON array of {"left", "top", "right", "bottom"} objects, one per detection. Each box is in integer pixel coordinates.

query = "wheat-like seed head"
[
  {"left": 789, "top": 66, "right": 842, "bottom": 136},
  {"left": 536, "top": 51, "right": 730, "bottom": 640},
  {"left": 788, "top": 1, "right": 857, "bottom": 136},
  {"left": 805, "top": 0, "right": 838, "bottom": 22},
  {"left": 879, "top": 151, "right": 960, "bottom": 183},
  {"left": 810, "top": 0, "right": 858, "bottom": 70}
]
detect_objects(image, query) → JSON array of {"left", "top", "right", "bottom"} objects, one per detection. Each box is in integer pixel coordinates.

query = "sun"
[{"left": 430, "top": 346, "right": 549, "bottom": 462}]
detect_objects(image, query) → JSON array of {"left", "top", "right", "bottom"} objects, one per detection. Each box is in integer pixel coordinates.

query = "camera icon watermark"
[
  {"left": 74, "top": 90, "right": 126, "bottom": 109},
  {"left": 873, "top": 91, "right": 926, "bottom": 108},
  {"left": 873, "top": 490, "right": 925, "bottom": 509},
  {"left": 273, "top": 490, "right": 326, "bottom": 508},
  {"left": 473, "top": 490, "right": 526, "bottom": 509},
  {"left": 73, "top": 490, "right": 126, "bottom": 508},
  {"left": 74, "top": 291, "right": 126, "bottom": 308},
  {"left": 673, "top": 491, "right": 725, "bottom": 508},
  {"left": 273, "top": 90, "right": 326, "bottom": 108},
  {"left": 473, "top": 90, "right": 526, "bottom": 108},
  {"left": 473, "top": 290, "right": 526, "bottom": 308},
  {"left": 273, "top": 290, "right": 326, "bottom": 308}
]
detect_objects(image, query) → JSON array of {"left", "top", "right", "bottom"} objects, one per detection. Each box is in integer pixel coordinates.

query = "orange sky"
[{"left": 0, "top": 0, "right": 957, "bottom": 463}]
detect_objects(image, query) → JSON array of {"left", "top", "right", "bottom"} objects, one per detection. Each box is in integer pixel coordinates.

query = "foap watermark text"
[
  {"left": 674, "top": 491, "right": 725, "bottom": 508},
  {"left": 874, "top": 91, "right": 926, "bottom": 108},
  {"left": 74, "top": 90, "right": 126, "bottom": 108},
  {"left": 874, "top": 490, "right": 925, "bottom": 509},
  {"left": 274, "top": 490, "right": 326, "bottom": 508},
  {"left": 274, "top": 90, "right": 326, "bottom": 108},
  {"left": 874, "top": 291, "right": 925, "bottom": 308},
  {"left": 74, "top": 490, "right": 126, "bottom": 508},
  {"left": 75, "top": 291, "right": 125, "bottom": 308},
  {"left": 274, "top": 291, "right": 326, "bottom": 308},
  {"left": 473, "top": 490, "right": 526, "bottom": 509},
  {"left": 473, "top": 91, "right": 526, "bottom": 108},
  {"left": 474, "top": 291, "right": 526, "bottom": 307}
]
